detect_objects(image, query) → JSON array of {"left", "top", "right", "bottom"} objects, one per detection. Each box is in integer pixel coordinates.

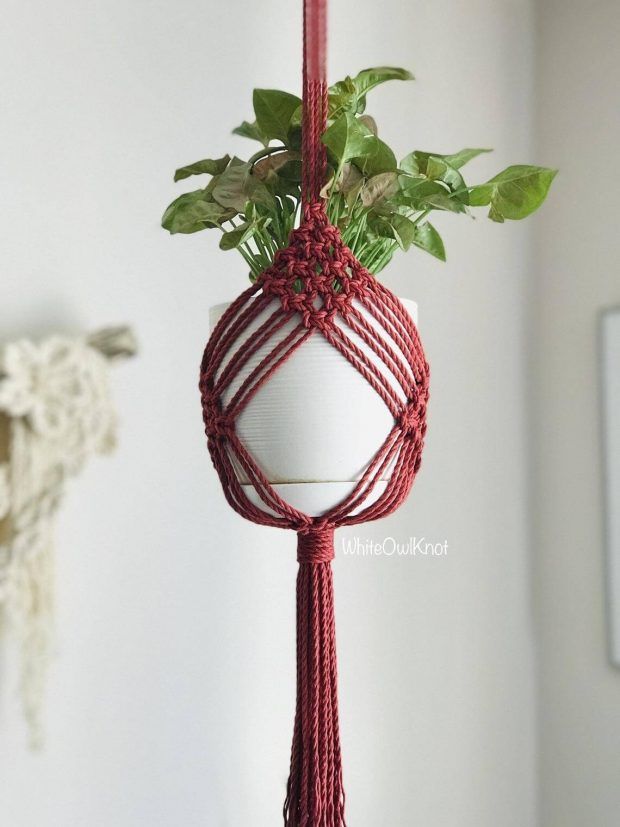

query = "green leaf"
[
  {"left": 398, "top": 159, "right": 467, "bottom": 213},
  {"left": 174, "top": 155, "right": 231, "bottom": 182},
  {"left": 400, "top": 152, "right": 420, "bottom": 176},
  {"left": 271, "top": 172, "right": 302, "bottom": 200},
  {"left": 327, "top": 164, "right": 364, "bottom": 209},
  {"left": 352, "top": 66, "right": 413, "bottom": 100},
  {"left": 441, "top": 148, "right": 492, "bottom": 169},
  {"left": 287, "top": 124, "right": 303, "bottom": 151},
  {"left": 249, "top": 182, "right": 276, "bottom": 212},
  {"left": 161, "top": 190, "right": 235, "bottom": 234},
  {"left": 322, "top": 163, "right": 365, "bottom": 202},
  {"left": 396, "top": 176, "right": 452, "bottom": 210},
  {"left": 402, "top": 152, "right": 467, "bottom": 201},
  {"left": 322, "top": 113, "right": 374, "bottom": 164},
  {"left": 353, "top": 136, "right": 397, "bottom": 176},
  {"left": 253, "top": 89, "right": 302, "bottom": 143},
  {"left": 425, "top": 156, "right": 469, "bottom": 204},
  {"left": 212, "top": 159, "right": 276, "bottom": 214},
  {"left": 412, "top": 222, "right": 446, "bottom": 260},
  {"left": 388, "top": 214, "right": 418, "bottom": 250},
  {"left": 425, "top": 156, "right": 462, "bottom": 185},
  {"left": 469, "top": 165, "right": 557, "bottom": 220},
  {"left": 358, "top": 114, "right": 378, "bottom": 135},
  {"left": 232, "top": 120, "right": 269, "bottom": 146},
  {"left": 420, "top": 190, "right": 466, "bottom": 213},
  {"left": 329, "top": 67, "right": 413, "bottom": 117},
  {"left": 328, "top": 76, "right": 358, "bottom": 115},
  {"left": 339, "top": 163, "right": 364, "bottom": 195},
  {"left": 219, "top": 222, "right": 256, "bottom": 250},
  {"left": 341, "top": 164, "right": 365, "bottom": 208},
  {"left": 488, "top": 203, "right": 505, "bottom": 223},
  {"left": 360, "top": 172, "right": 399, "bottom": 207},
  {"left": 369, "top": 212, "right": 417, "bottom": 251},
  {"left": 253, "top": 150, "right": 300, "bottom": 181},
  {"left": 401, "top": 148, "right": 491, "bottom": 175},
  {"left": 212, "top": 162, "right": 252, "bottom": 211}
]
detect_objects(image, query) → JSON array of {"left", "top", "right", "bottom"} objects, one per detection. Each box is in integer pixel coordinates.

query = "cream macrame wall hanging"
[{"left": 0, "top": 325, "right": 136, "bottom": 745}]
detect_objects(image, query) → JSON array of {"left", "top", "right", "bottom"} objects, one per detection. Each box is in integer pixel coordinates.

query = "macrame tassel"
[{"left": 284, "top": 526, "right": 346, "bottom": 827}]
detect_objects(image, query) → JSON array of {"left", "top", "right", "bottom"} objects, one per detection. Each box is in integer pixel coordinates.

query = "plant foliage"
[{"left": 162, "top": 67, "right": 556, "bottom": 280}]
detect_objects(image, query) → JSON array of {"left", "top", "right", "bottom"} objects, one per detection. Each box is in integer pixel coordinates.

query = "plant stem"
[
  {"left": 351, "top": 210, "right": 368, "bottom": 255},
  {"left": 238, "top": 243, "right": 261, "bottom": 277},
  {"left": 253, "top": 232, "right": 270, "bottom": 263},
  {"left": 411, "top": 209, "right": 430, "bottom": 226},
  {"left": 363, "top": 238, "right": 396, "bottom": 274},
  {"left": 326, "top": 161, "right": 345, "bottom": 217}
]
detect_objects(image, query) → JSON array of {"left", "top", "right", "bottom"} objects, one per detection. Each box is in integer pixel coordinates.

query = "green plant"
[{"left": 162, "top": 67, "right": 556, "bottom": 280}]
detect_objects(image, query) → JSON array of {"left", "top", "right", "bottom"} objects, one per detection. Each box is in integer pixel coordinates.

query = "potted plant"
[{"left": 162, "top": 67, "right": 555, "bottom": 513}]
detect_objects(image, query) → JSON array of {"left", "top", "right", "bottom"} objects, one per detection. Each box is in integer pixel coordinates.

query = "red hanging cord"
[{"left": 302, "top": 0, "right": 328, "bottom": 209}]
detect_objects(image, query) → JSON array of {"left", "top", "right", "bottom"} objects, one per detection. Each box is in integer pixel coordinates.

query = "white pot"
[{"left": 209, "top": 297, "right": 418, "bottom": 517}]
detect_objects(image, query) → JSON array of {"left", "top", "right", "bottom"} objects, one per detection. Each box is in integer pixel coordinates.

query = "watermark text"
[{"left": 341, "top": 536, "right": 448, "bottom": 558}]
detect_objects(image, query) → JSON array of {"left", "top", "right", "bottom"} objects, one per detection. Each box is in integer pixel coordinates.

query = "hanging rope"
[
  {"left": 199, "top": 1, "right": 430, "bottom": 823},
  {"left": 301, "top": 0, "right": 328, "bottom": 207}
]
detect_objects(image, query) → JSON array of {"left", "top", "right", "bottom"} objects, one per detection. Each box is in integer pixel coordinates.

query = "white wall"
[
  {"left": 0, "top": 1, "right": 538, "bottom": 825},
  {"left": 534, "top": 2, "right": 620, "bottom": 824}
]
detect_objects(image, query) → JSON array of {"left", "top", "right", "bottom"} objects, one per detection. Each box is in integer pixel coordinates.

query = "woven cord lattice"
[{"left": 199, "top": 2, "right": 429, "bottom": 823}]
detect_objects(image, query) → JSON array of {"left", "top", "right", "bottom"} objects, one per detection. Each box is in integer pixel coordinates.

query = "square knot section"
[{"left": 259, "top": 218, "right": 371, "bottom": 329}]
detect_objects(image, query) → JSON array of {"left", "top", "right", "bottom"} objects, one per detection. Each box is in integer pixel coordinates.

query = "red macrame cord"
[
  {"left": 199, "top": 2, "right": 429, "bottom": 824},
  {"left": 302, "top": 0, "right": 328, "bottom": 205}
]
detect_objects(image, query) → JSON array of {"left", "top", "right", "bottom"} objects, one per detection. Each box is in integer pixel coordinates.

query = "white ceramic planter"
[{"left": 209, "top": 297, "right": 418, "bottom": 516}]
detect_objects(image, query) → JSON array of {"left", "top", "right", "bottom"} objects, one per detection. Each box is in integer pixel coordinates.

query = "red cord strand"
[{"left": 302, "top": 0, "right": 328, "bottom": 208}]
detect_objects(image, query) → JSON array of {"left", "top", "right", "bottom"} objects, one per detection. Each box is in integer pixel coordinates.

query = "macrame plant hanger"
[{"left": 200, "top": 1, "right": 430, "bottom": 823}]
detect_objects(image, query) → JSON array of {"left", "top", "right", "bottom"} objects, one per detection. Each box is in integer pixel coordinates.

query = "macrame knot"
[
  {"left": 302, "top": 201, "right": 328, "bottom": 225},
  {"left": 259, "top": 217, "right": 368, "bottom": 328},
  {"left": 399, "top": 402, "right": 422, "bottom": 438},
  {"left": 397, "top": 381, "right": 429, "bottom": 438},
  {"left": 297, "top": 525, "right": 335, "bottom": 564},
  {"left": 301, "top": 304, "right": 335, "bottom": 331},
  {"left": 203, "top": 396, "right": 233, "bottom": 440}
]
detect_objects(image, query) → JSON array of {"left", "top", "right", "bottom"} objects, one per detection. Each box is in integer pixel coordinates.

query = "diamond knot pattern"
[{"left": 261, "top": 215, "right": 368, "bottom": 330}]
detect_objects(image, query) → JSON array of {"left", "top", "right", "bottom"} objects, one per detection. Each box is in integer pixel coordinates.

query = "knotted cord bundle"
[{"left": 199, "top": 2, "right": 429, "bottom": 823}]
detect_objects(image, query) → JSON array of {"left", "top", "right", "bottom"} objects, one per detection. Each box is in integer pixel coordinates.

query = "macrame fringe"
[{"left": 284, "top": 527, "right": 346, "bottom": 827}]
